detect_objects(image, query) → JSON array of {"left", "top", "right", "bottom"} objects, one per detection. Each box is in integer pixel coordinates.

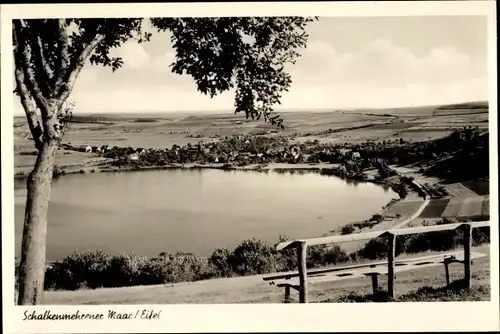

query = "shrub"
[
  {"left": 473, "top": 227, "right": 490, "bottom": 245},
  {"left": 274, "top": 235, "right": 298, "bottom": 272},
  {"left": 209, "top": 248, "right": 234, "bottom": 278},
  {"left": 104, "top": 252, "right": 147, "bottom": 287},
  {"left": 230, "top": 238, "right": 276, "bottom": 276},
  {"left": 45, "top": 250, "right": 112, "bottom": 290},
  {"left": 307, "top": 245, "right": 349, "bottom": 268},
  {"left": 137, "top": 258, "right": 170, "bottom": 285},
  {"left": 370, "top": 214, "right": 384, "bottom": 224},
  {"left": 354, "top": 220, "right": 491, "bottom": 260},
  {"left": 142, "top": 252, "right": 216, "bottom": 284},
  {"left": 355, "top": 235, "right": 410, "bottom": 260},
  {"left": 341, "top": 224, "right": 356, "bottom": 235}
]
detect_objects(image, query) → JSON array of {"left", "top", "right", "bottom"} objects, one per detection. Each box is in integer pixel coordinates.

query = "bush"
[
  {"left": 33, "top": 222, "right": 490, "bottom": 292},
  {"left": 273, "top": 235, "right": 298, "bottom": 272},
  {"left": 161, "top": 252, "right": 216, "bottom": 283},
  {"left": 473, "top": 227, "right": 490, "bottom": 245},
  {"left": 104, "top": 252, "right": 147, "bottom": 287},
  {"left": 45, "top": 250, "right": 112, "bottom": 290},
  {"left": 353, "top": 220, "right": 491, "bottom": 260},
  {"left": 341, "top": 224, "right": 356, "bottom": 235},
  {"left": 209, "top": 248, "right": 234, "bottom": 278},
  {"left": 307, "top": 245, "right": 349, "bottom": 268},
  {"left": 370, "top": 214, "right": 384, "bottom": 224},
  {"left": 229, "top": 238, "right": 275, "bottom": 276}
]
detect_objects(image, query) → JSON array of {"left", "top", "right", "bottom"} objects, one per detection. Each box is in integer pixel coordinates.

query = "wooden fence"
[{"left": 275, "top": 221, "right": 490, "bottom": 303}]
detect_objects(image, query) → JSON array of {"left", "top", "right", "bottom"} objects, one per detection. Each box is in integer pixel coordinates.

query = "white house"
[
  {"left": 352, "top": 152, "right": 361, "bottom": 159},
  {"left": 85, "top": 145, "right": 92, "bottom": 153},
  {"left": 127, "top": 153, "right": 139, "bottom": 161}
]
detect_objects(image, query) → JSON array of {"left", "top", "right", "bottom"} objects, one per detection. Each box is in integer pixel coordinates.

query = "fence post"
[
  {"left": 297, "top": 241, "right": 308, "bottom": 303},
  {"left": 463, "top": 223, "right": 472, "bottom": 288},
  {"left": 387, "top": 233, "right": 396, "bottom": 298}
]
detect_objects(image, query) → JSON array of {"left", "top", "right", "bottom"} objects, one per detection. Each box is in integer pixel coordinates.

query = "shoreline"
[{"left": 16, "top": 160, "right": 423, "bottom": 266}]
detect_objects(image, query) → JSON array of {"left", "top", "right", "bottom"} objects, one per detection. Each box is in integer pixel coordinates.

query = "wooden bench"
[
  {"left": 264, "top": 221, "right": 489, "bottom": 303},
  {"left": 264, "top": 251, "right": 487, "bottom": 302}
]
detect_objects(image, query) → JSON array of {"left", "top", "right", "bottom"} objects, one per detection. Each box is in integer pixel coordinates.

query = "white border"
[{"left": 2, "top": 1, "right": 499, "bottom": 333}]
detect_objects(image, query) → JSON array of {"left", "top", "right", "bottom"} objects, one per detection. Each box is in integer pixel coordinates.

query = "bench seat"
[{"left": 264, "top": 251, "right": 487, "bottom": 300}]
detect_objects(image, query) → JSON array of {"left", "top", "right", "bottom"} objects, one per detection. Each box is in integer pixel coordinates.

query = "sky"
[{"left": 12, "top": 15, "right": 488, "bottom": 115}]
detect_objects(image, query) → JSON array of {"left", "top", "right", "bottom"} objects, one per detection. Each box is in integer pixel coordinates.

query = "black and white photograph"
[{"left": 1, "top": 1, "right": 498, "bottom": 333}]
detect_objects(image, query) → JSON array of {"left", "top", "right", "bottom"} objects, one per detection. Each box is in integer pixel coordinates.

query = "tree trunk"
[{"left": 17, "top": 140, "right": 57, "bottom": 305}]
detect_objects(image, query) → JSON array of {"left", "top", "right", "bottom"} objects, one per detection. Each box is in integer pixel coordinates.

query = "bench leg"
[
  {"left": 444, "top": 262, "right": 450, "bottom": 286},
  {"left": 284, "top": 285, "right": 291, "bottom": 302},
  {"left": 371, "top": 274, "right": 379, "bottom": 295}
]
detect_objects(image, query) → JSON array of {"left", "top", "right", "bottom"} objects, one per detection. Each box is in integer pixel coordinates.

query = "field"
[
  {"left": 419, "top": 198, "right": 452, "bottom": 218},
  {"left": 14, "top": 101, "right": 489, "bottom": 175}
]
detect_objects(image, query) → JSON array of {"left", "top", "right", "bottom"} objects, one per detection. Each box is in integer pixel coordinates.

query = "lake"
[{"left": 15, "top": 169, "right": 396, "bottom": 261}]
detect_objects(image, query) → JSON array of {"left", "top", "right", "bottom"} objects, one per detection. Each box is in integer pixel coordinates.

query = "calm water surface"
[{"left": 15, "top": 169, "right": 396, "bottom": 261}]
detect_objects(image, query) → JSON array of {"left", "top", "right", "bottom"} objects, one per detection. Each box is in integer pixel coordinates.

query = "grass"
[{"left": 323, "top": 280, "right": 490, "bottom": 303}]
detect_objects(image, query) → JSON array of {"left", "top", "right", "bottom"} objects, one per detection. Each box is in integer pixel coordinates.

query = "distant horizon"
[
  {"left": 11, "top": 16, "right": 489, "bottom": 116},
  {"left": 12, "top": 99, "right": 489, "bottom": 118}
]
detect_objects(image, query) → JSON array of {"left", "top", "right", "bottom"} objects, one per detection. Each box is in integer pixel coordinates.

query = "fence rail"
[{"left": 273, "top": 221, "right": 490, "bottom": 303}]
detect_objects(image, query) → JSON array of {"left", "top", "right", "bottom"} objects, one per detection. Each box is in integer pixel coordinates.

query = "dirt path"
[{"left": 341, "top": 166, "right": 431, "bottom": 254}]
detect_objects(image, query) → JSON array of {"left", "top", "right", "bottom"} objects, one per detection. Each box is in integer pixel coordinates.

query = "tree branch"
[
  {"left": 55, "top": 33, "right": 105, "bottom": 110},
  {"left": 13, "top": 25, "right": 44, "bottom": 150},
  {"left": 13, "top": 20, "right": 51, "bottom": 115},
  {"left": 54, "top": 19, "right": 70, "bottom": 93},
  {"left": 34, "top": 35, "right": 54, "bottom": 89}
]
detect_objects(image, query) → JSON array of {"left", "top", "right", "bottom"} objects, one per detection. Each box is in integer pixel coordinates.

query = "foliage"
[
  {"left": 152, "top": 17, "right": 317, "bottom": 127},
  {"left": 341, "top": 224, "right": 357, "bottom": 235},
  {"left": 229, "top": 238, "right": 276, "bottom": 276},
  {"left": 306, "top": 245, "right": 349, "bottom": 268},
  {"left": 423, "top": 183, "right": 449, "bottom": 199},
  {"left": 37, "top": 234, "right": 350, "bottom": 291},
  {"left": 209, "top": 248, "right": 234, "bottom": 278},
  {"left": 15, "top": 17, "right": 316, "bottom": 148},
  {"left": 44, "top": 250, "right": 113, "bottom": 290},
  {"left": 353, "top": 219, "right": 490, "bottom": 260},
  {"left": 29, "top": 220, "right": 490, "bottom": 291}
]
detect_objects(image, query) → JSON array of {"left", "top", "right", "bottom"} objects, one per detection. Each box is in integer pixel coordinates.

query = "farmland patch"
[
  {"left": 418, "top": 198, "right": 451, "bottom": 219},
  {"left": 458, "top": 197, "right": 486, "bottom": 218},
  {"left": 461, "top": 180, "right": 490, "bottom": 196},
  {"left": 445, "top": 183, "right": 481, "bottom": 199},
  {"left": 384, "top": 200, "right": 424, "bottom": 218},
  {"left": 371, "top": 121, "right": 426, "bottom": 130},
  {"left": 441, "top": 198, "right": 462, "bottom": 218}
]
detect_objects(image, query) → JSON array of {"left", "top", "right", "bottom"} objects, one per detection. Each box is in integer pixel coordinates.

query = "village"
[
  {"left": 61, "top": 134, "right": 370, "bottom": 178},
  {"left": 54, "top": 125, "right": 486, "bottom": 191}
]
